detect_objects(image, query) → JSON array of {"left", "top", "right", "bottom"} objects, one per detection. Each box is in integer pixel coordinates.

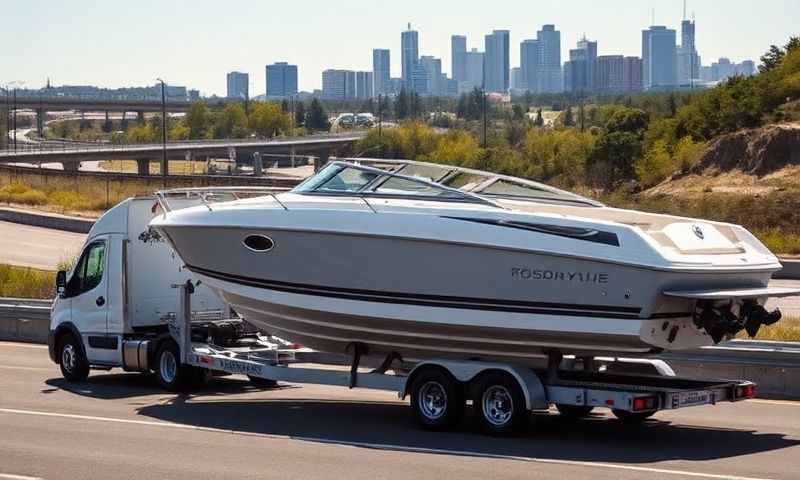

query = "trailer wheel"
[
  {"left": 248, "top": 376, "right": 278, "bottom": 388},
  {"left": 556, "top": 404, "right": 595, "bottom": 420},
  {"left": 612, "top": 409, "right": 656, "bottom": 423},
  {"left": 473, "top": 371, "right": 528, "bottom": 436},
  {"left": 409, "top": 368, "right": 463, "bottom": 430},
  {"left": 155, "top": 341, "right": 189, "bottom": 392},
  {"left": 58, "top": 333, "right": 89, "bottom": 382}
]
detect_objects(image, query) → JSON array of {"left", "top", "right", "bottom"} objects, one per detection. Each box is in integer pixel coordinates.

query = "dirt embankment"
[{"left": 647, "top": 123, "right": 800, "bottom": 197}]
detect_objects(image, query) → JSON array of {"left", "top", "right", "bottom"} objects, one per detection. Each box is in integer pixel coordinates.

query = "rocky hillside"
[{"left": 646, "top": 123, "right": 800, "bottom": 197}]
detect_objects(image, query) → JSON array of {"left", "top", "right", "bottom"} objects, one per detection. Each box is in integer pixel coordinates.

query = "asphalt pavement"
[
  {"left": 0, "top": 221, "right": 85, "bottom": 270},
  {"left": 0, "top": 341, "right": 798, "bottom": 480}
]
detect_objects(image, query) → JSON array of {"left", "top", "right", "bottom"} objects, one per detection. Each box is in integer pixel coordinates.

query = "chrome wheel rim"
[
  {"left": 61, "top": 343, "right": 77, "bottom": 372},
  {"left": 418, "top": 381, "right": 448, "bottom": 420},
  {"left": 482, "top": 385, "right": 514, "bottom": 427},
  {"left": 160, "top": 350, "right": 177, "bottom": 383}
]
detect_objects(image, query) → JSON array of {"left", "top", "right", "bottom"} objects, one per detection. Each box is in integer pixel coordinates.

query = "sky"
[{"left": 2, "top": 0, "right": 798, "bottom": 96}]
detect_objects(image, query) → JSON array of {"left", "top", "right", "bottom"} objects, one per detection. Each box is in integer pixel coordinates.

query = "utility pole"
[
  {"left": 378, "top": 94, "right": 383, "bottom": 143},
  {"left": 13, "top": 88, "right": 17, "bottom": 153},
  {"left": 482, "top": 88, "right": 488, "bottom": 149},
  {"left": 157, "top": 78, "right": 167, "bottom": 181}
]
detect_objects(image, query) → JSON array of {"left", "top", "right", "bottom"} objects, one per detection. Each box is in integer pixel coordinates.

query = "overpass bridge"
[{"left": 0, "top": 133, "right": 364, "bottom": 175}]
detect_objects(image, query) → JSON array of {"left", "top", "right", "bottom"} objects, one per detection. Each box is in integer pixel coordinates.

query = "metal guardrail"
[{"left": 0, "top": 297, "right": 51, "bottom": 320}]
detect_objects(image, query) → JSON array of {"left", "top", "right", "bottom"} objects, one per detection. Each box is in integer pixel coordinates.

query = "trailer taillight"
[
  {"left": 736, "top": 384, "right": 756, "bottom": 399},
  {"left": 632, "top": 396, "right": 658, "bottom": 411}
]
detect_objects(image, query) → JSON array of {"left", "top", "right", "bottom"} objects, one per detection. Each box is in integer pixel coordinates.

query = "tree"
[
  {"left": 512, "top": 104, "right": 526, "bottom": 121},
  {"left": 185, "top": 102, "right": 209, "bottom": 139},
  {"left": 533, "top": 108, "right": 544, "bottom": 127},
  {"left": 248, "top": 102, "right": 289, "bottom": 138},
  {"left": 280, "top": 99, "right": 289, "bottom": 113},
  {"left": 563, "top": 106, "right": 575, "bottom": 126},
  {"left": 635, "top": 139, "right": 674, "bottom": 188},
  {"left": 294, "top": 102, "right": 306, "bottom": 127},
  {"left": 306, "top": 98, "right": 330, "bottom": 132},
  {"left": 218, "top": 103, "right": 249, "bottom": 138},
  {"left": 394, "top": 88, "right": 409, "bottom": 120},
  {"left": 759, "top": 36, "right": 800, "bottom": 73}
]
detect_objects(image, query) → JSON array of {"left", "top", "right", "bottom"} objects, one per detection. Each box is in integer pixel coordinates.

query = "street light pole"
[
  {"left": 157, "top": 78, "right": 167, "bottom": 180},
  {"left": 13, "top": 88, "right": 17, "bottom": 153}
]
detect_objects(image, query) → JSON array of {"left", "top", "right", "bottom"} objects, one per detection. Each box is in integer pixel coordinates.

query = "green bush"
[{"left": 0, "top": 264, "right": 55, "bottom": 299}]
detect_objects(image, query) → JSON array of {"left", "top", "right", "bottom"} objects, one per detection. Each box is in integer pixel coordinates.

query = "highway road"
[
  {"left": 0, "top": 221, "right": 85, "bottom": 270},
  {"left": 0, "top": 341, "right": 798, "bottom": 480}
]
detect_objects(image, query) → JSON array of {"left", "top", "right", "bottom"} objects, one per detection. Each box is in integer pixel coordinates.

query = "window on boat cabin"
[
  {"left": 441, "top": 172, "right": 491, "bottom": 191},
  {"left": 372, "top": 177, "right": 464, "bottom": 198},
  {"left": 396, "top": 164, "right": 453, "bottom": 182},
  {"left": 479, "top": 179, "right": 565, "bottom": 201},
  {"left": 316, "top": 167, "right": 380, "bottom": 193}
]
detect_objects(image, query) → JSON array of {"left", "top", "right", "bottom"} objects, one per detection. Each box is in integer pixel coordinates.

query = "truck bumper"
[{"left": 47, "top": 330, "right": 57, "bottom": 363}]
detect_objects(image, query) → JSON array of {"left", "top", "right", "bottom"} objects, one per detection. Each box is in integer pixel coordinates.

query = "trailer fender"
[
  {"left": 49, "top": 323, "right": 86, "bottom": 364},
  {"left": 403, "top": 360, "right": 548, "bottom": 411}
]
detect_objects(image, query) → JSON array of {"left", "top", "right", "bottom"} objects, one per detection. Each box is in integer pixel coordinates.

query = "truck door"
[{"left": 64, "top": 237, "right": 114, "bottom": 363}]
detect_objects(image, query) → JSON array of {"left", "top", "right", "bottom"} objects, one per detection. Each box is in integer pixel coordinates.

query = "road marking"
[
  {"left": 0, "top": 407, "right": 773, "bottom": 480},
  {"left": 0, "top": 342, "right": 48, "bottom": 349},
  {"left": 0, "top": 474, "right": 44, "bottom": 480},
  {"left": 0, "top": 365, "right": 53, "bottom": 372}
]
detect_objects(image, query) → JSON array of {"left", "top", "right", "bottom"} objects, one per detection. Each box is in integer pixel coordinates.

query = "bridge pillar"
[
  {"left": 290, "top": 146, "right": 296, "bottom": 168},
  {"left": 137, "top": 111, "right": 145, "bottom": 124},
  {"left": 62, "top": 162, "right": 80, "bottom": 172},
  {"left": 314, "top": 148, "right": 330, "bottom": 172},
  {"left": 36, "top": 108, "right": 45, "bottom": 137},
  {"left": 252, "top": 152, "right": 263, "bottom": 176},
  {"left": 136, "top": 159, "right": 150, "bottom": 175}
]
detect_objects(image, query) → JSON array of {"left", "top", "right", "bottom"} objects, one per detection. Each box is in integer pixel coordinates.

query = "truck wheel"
[
  {"left": 556, "top": 404, "right": 595, "bottom": 420},
  {"left": 409, "top": 368, "right": 463, "bottom": 431},
  {"left": 155, "top": 341, "right": 188, "bottom": 392},
  {"left": 473, "top": 372, "right": 528, "bottom": 436},
  {"left": 612, "top": 409, "right": 656, "bottom": 423},
  {"left": 58, "top": 333, "right": 90, "bottom": 382}
]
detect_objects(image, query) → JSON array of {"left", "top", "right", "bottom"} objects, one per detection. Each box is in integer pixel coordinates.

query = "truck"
[{"left": 48, "top": 191, "right": 758, "bottom": 436}]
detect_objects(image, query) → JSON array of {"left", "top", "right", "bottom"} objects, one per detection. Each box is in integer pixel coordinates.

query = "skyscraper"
[
  {"left": 355, "top": 71, "right": 374, "bottom": 99},
  {"left": 623, "top": 56, "right": 644, "bottom": 92},
  {"left": 484, "top": 30, "right": 510, "bottom": 93},
  {"left": 642, "top": 26, "right": 677, "bottom": 89},
  {"left": 462, "top": 48, "right": 485, "bottom": 93},
  {"left": 418, "top": 56, "right": 443, "bottom": 96},
  {"left": 519, "top": 39, "right": 541, "bottom": 92},
  {"left": 564, "top": 37, "right": 597, "bottom": 93},
  {"left": 265, "top": 62, "right": 298, "bottom": 98},
  {"left": 595, "top": 55, "right": 625, "bottom": 93},
  {"left": 372, "top": 49, "right": 391, "bottom": 95},
  {"left": 677, "top": 16, "right": 699, "bottom": 86},
  {"left": 401, "top": 24, "right": 419, "bottom": 89},
  {"left": 226, "top": 71, "right": 249, "bottom": 99},
  {"left": 537, "top": 25, "right": 562, "bottom": 93},
  {"left": 451, "top": 35, "right": 467, "bottom": 83},
  {"left": 322, "top": 69, "right": 355, "bottom": 99}
]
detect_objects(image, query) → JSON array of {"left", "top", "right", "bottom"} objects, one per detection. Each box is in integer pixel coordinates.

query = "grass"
[
  {"left": 757, "top": 230, "right": 800, "bottom": 256},
  {"left": 738, "top": 316, "right": 800, "bottom": 342},
  {"left": 100, "top": 160, "right": 208, "bottom": 175},
  {"left": 0, "top": 264, "right": 56, "bottom": 299},
  {"left": 0, "top": 182, "right": 110, "bottom": 213}
]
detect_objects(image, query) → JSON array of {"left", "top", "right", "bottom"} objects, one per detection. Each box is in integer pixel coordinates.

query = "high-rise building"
[
  {"left": 710, "top": 58, "right": 736, "bottom": 82},
  {"left": 564, "top": 37, "right": 597, "bottom": 93},
  {"left": 736, "top": 60, "right": 756, "bottom": 77},
  {"left": 265, "top": 62, "right": 298, "bottom": 98},
  {"left": 510, "top": 67, "right": 523, "bottom": 90},
  {"left": 677, "top": 17, "right": 700, "bottom": 86},
  {"left": 537, "top": 25, "right": 562, "bottom": 93},
  {"left": 401, "top": 24, "right": 419, "bottom": 89},
  {"left": 642, "top": 26, "right": 677, "bottom": 89},
  {"left": 372, "top": 49, "right": 391, "bottom": 95},
  {"left": 322, "top": 69, "right": 355, "bottom": 99},
  {"left": 462, "top": 48, "right": 485, "bottom": 93},
  {"left": 623, "top": 56, "right": 644, "bottom": 92},
  {"left": 484, "top": 30, "right": 510, "bottom": 93},
  {"left": 226, "top": 71, "right": 249, "bottom": 99},
  {"left": 451, "top": 35, "right": 467, "bottom": 83},
  {"left": 519, "top": 39, "right": 540, "bottom": 92},
  {"left": 595, "top": 55, "right": 625, "bottom": 93},
  {"left": 355, "top": 71, "right": 374, "bottom": 99},
  {"left": 413, "top": 56, "right": 443, "bottom": 96}
]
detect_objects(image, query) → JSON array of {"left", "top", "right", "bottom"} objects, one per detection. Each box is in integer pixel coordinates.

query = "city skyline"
[{"left": 3, "top": 0, "right": 797, "bottom": 96}]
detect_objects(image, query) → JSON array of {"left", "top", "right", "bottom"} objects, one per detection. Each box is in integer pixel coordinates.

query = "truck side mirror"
[{"left": 56, "top": 270, "right": 67, "bottom": 297}]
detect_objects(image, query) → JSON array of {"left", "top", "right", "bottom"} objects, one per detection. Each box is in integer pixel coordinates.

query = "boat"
[{"left": 150, "top": 158, "right": 798, "bottom": 363}]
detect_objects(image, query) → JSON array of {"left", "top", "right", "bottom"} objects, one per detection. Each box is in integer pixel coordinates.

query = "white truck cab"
[{"left": 48, "top": 196, "right": 227, "bottom": 381}]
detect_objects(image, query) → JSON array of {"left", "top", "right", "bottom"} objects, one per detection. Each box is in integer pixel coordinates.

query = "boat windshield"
[{"left": 293, "top": 159, "right": 601, "bottom": 207}]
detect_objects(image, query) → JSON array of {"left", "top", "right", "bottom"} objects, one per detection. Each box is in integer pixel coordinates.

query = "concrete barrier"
[
  {"left": 0, "top": 298, "right": 51, "bottom": 344},
  {"left": 0, "top": 207, "right": 94, "bottom": 234}
]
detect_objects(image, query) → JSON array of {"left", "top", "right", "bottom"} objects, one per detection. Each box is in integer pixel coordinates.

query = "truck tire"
[
  {"left": 155, "top": 341, "right": 189, "bottom": 392},
  {"left": 556, "top": 404, "right": 595, "bottom": 420},
  {"left": 58, "top": 332, "right": 90, "bottom": 382},
  {"left": 409, "top": 368, "right": 463, "bottom": 431},
  {"left": 248, "top": 376, "right": 278, "bottom": 388},
  {"left": 612, "top": 409, "right": 656, "bottom": 423},
  {"left": 473, "top": 371, "right": 528, "bottom": 436}
]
